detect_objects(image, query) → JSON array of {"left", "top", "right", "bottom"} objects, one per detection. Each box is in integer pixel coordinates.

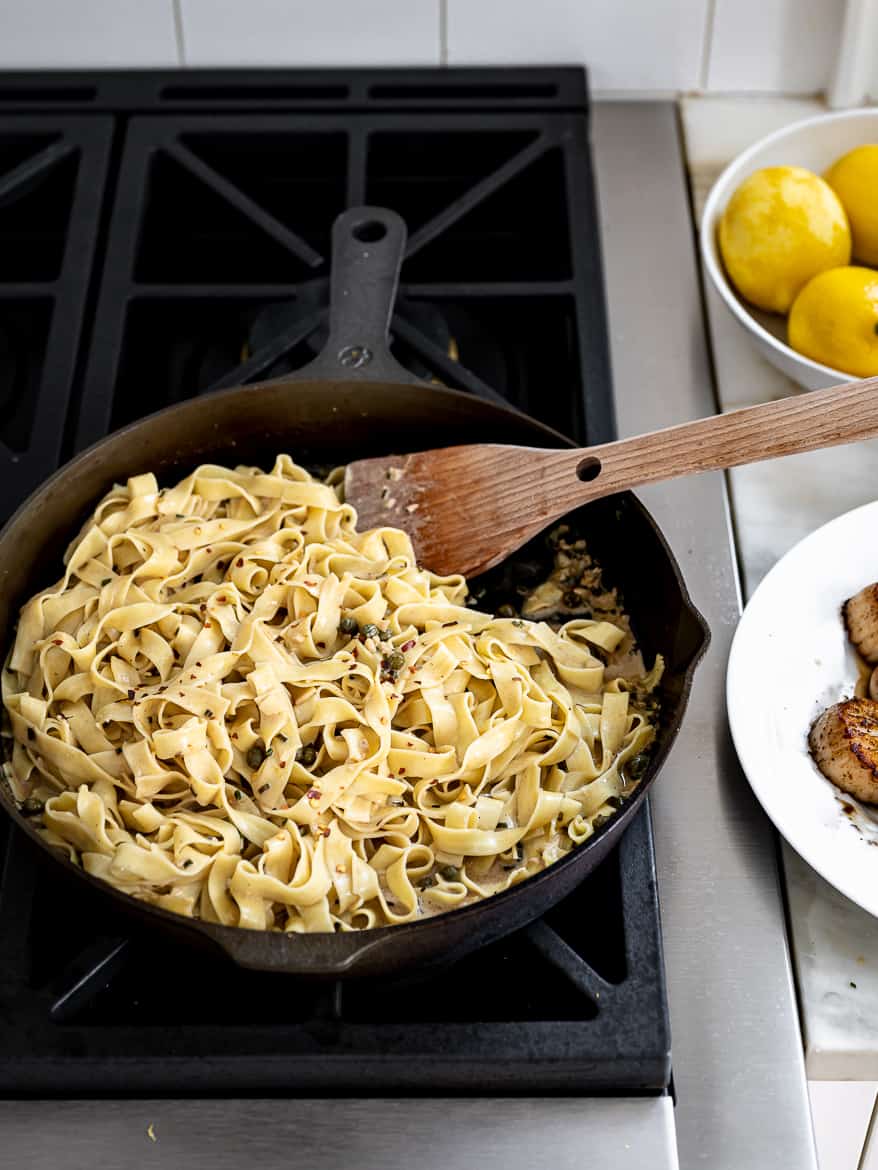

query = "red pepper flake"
[
  {"left": 236, "top": 558, "right": 244, "bottom": 567},
  {"left": 51, "top": 638, "right": 63, "bottom": 646},
  {"left": 321, "top": 827, "right": 331, "bottom": 837},
  {"left": 351, "top": 647, "right": 359, "bottom": 659},
  {"left": 401, "top": 639, "right": 416, "bottom": 652},
  {"left": 203, "top": 622, "right": 210, "bottom": 629},
  {"left": 189, "top": 673, "right": 196, "bottom": 680},
  {"left": 316, "top": 641, "right": 325, "bottom": 649},
  {"left": 231, "top": 732, "right": 238, "bottom": 740},
  {"left": 206, "top": 547, "right": 212, "bottom": 553},
  {"left": 127, "top": 689, "right": 135, "bottom": 700},
  {"left": 196, "top": 661, "right": 202, "bottom": 667},
  {"left": 199, "top": 604, "right": 206, "bottom": 613},
  {"left": 399, "top": 768, "right": 406, "bottom": 775}
]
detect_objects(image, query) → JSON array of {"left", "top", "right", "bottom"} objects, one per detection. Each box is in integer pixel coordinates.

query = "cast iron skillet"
[{"left": 0, "top": 208, "right": 708, "bottom": 977}]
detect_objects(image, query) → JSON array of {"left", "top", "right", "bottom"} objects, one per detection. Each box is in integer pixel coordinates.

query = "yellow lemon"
[
  {"left": 825, "top": 145, "right": 878, "bottom": 266},
  {"left": 718, "top": 166, "right": 851, "bottom": 313},
  {"left": 788, "top": 266, "right": 878, "bottom": 377}
]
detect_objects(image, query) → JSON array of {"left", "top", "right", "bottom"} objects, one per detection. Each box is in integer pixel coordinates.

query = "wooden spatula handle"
[{"left": 551, "top": 373, "right": 878, "bottom": 511}]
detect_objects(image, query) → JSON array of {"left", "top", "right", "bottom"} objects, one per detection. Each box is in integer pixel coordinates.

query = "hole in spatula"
[
  {"left": 576, "top": 455, "right": 602, "bottom": 482},
  {"left": 352, "top": 220, "right": 387, "bottom": 243}
]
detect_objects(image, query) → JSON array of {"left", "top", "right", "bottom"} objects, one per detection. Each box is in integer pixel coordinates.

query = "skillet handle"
[{"left": 296, "top": 206, "right": 415, "bottom": 384}]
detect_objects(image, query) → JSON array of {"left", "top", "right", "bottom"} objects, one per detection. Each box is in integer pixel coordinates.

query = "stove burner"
[{"left": 242, "top": 286, "right": 460, "bottom": 383}]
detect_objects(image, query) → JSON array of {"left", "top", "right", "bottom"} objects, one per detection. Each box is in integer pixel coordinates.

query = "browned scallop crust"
[
  {"left": 843, "top": 584, "right": 878, "bottom": 664},
  {"left": 809, "top": 698, "right": 878, "bottom": 803}
]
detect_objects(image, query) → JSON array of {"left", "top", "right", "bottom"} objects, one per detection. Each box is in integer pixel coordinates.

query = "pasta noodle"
[{"left": 1, "top": 456, "right": 661, "bottom": 932}]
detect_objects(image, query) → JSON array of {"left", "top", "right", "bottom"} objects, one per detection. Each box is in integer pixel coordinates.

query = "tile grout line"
[
  {"left": 439, "top": 0, "right": 448, "bottom": 67},
  {"left": 698, "top": 0, "right": 718, "bottom": 92},
  {"left": 172, "top": 0, "right": 186, "bottom": 67}
]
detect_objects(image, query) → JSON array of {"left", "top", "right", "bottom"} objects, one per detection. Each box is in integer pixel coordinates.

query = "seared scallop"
[
  {"left": 809, "top": 698, "right": 878, "bottom": 803},
  {"left": 870, "top": 668, "right": 878, "bottom": 702},
  {"left": 843, "top": 584, "right": 878, "bottom": 664}
]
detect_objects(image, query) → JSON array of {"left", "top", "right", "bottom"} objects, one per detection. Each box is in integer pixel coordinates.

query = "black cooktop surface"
[{"left": 0, "top": 67, "right": 669, "bottom": 1095}]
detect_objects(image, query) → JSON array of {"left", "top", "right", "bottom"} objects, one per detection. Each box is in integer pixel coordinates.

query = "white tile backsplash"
[
  {"left": 0, "top": 0, "right": 179, "bottom": 68},
  {"left": 445, "top": 0, "right": 710, "bottom": 92},
  {"left": 180, "top": 0, "right": 440, "bottom": 66},
  {"left": 0, "top": 0, "right": 860, "bottom": 100},
  {"left": 707, "top": 0, "right": 842, "bottom": 94}
]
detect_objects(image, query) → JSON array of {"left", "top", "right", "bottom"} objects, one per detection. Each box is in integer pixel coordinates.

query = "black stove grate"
[
  {"left": 0, "top": 808, "right": 667, "bottom": 1094},
  {"left": 0, "top": 68, "right": 669, "bottom": 1097},
  {"left": 0, "top": 68, "right": 589, "bottom": 114},
  {"left": 74, "top": 108, "right": 613, "bottom": 452},
  {"left": 0, "top": 116, "right": 112, "bottom": 511}
]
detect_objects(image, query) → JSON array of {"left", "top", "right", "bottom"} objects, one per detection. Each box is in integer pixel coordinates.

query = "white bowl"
[{"left": 700, "top": 108, "right": 878, "bottom": 391}]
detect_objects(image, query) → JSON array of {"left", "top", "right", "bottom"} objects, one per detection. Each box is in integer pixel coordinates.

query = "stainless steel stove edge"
[
  {"left": 591, "top": 100, "right": 817, "bottom": 1169},
  {"left": 0, "top": 1097, "right": 678, "bottom": 1170}
]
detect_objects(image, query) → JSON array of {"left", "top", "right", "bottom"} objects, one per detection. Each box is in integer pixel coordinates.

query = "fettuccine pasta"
[{"left": 1, "top": 456, "right": 661, "bottom": 932}]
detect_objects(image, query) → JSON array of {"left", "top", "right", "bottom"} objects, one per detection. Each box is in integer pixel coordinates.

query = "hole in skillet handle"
[
  {"left": 352, "top": 219, "right": 388, "bottom": 243},
  {"left": 576, "top": 455, "right": 602, "bottom": 482}
]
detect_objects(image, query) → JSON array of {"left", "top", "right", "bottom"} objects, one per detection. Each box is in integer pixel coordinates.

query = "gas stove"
[
  {"left": 0, "top": 69, "right": 813, "bottom": 1170},
  {"left": 0, "top": 68, "right": 666, "bottom": 1095}
]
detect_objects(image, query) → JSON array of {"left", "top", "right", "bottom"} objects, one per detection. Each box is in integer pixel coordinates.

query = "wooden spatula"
[{"left": 344, "top": 374, "right": 878, "bottom": 577}]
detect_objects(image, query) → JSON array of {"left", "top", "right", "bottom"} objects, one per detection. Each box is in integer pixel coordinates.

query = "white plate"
[{"left": 727, "top": 500, "right": 878, "bottom": 917}]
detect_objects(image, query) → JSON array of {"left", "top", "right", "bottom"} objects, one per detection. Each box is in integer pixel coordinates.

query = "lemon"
[
  {"left": 825, "top": 145, "right": 878, "bottom": 266},
  {"left": 788, "top": 266, "right": 878, "bottom": 376},
  {"left": 718, "top": 166, "right": 851, "bottom": 313}
]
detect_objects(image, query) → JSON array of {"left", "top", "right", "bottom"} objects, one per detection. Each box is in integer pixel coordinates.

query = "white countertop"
[{"left": 681, "top": 95, "right": 878, "bottom": 1083}]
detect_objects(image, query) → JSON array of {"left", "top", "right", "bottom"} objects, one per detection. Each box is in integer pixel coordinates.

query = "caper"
[
  {"left": 246, "top": 745, "right": 265, "bottom": 769},
  {"left": 439, "top": 865, "right": 460, "bottom": 881},
  {"left": 593, "top": 813, "right": 610, "bottom": 830},
  {"left": 377, "top": 627, "right": 393, "bottom": 641},
  {"left": 20, "top": 796, "right": 43, "bottom": 817},
  {"left": 296, "top": 744, "right": 317, "bottom": 767},
  {"left": 628, "top": 752, "right": 649, "bottom": 779},
  {"left": 385, "top": 650, "right": 406, "bottom": 672},
  {"left": 361, "top": 623, "right": 379, "bottom": 639},
  {"left": 339, "top": 616, "right": 358, "bottom": 635},
  {"left": 420, "top": 875, "right": 437, "bottom": 889},
  {"left": 497, "top": 603, "right": 516, "bottom": 618}
]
